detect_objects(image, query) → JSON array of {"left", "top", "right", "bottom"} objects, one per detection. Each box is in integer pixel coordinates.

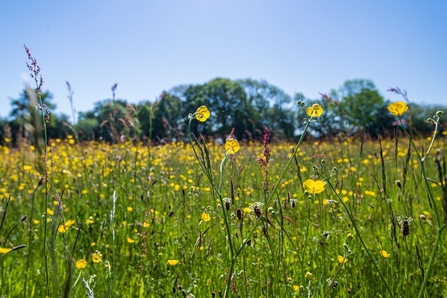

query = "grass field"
[{"left": 1, "top": 104, "right": 446, "bottom": 298}]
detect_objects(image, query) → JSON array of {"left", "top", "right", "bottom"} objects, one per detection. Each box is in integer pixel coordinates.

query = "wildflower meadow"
[{"left": 1, "top": 48, "right": 447, "bottom": 298}]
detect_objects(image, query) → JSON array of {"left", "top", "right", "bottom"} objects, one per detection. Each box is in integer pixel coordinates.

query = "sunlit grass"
[{"left": 0, "top": 134, "right": 446, "bottom": 297}]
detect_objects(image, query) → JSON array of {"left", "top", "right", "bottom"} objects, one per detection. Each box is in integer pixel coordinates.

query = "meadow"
[{"left": 0, "top": 102, "right": 446, "bottom": 298}]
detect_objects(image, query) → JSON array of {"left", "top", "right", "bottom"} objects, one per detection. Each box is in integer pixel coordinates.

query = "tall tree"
[
  {"left": 8, "top": 87, "right": 58, "bottom": 145},
  {"left": 329, "top": 79, "right": 394, "bottom": 136},
  {"left": 180, "top": 78, "right": 249, "bottom": 139},
  {"left": 201, "top": 78, "right": 249, "bottom": 138},
  {"left": 75, "top": 112, "right": 100, "bottom": 141},
  {"left": 173, "top": 78, "right": 297, "bottom": 140},
  {"left": 238, "top": 79, "right": 296, "bottom": 139},
  {"left": 406, "top": 103, "right": 446, "bottom": 136},
  {"left": 86, "top": 99, "right": 138, "bottom": 142},
  {"left": 137, "top": 93, "right": 185, "bottom": 142}
]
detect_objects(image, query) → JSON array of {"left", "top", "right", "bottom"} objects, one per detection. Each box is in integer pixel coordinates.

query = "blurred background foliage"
[{"left": 1, "top": 78, "right": 445, "bottom": 146}]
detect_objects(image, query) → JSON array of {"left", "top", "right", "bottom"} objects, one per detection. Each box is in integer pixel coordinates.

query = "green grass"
[{"left": 1, "top": 124, "right": 446, "bottom": 297}]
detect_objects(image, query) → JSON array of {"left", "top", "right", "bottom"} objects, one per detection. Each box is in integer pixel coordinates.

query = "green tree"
[
  {"left": 238, "top": 79, "right": 297, "bottom": 139},
  {"left": 8, "top": 88, "right": 59, "bottom": 145},
  {"left": 0, "top": 117, "right": 8, "bottom": 144},
  {"left": 84, "top": 99, "right": 138, "bottom": 142},
  {"left": 137, "top": 93, "right": 186, "bottom": 143},
  {"left": 236, "top": 79, "right": 271, "bottom": 137},
  {"left": 75, "top": 112, "right": 100, "bottom": 141},
  {"left": 153, "top": 93, "right": 185, "bottom": 141},
  {"left": 200, "top": 78, "right": 249, "bottom": 138},
  {"left": 406, "top": 103, "right": 446, "bottom": 136},
  {"left": 173, "top": 78, "right": 297, "bottom": 140},
  {"left": 179, "top": 78, "right": 249, "bottom": 139},
  {"left": 261, "top": 84, "right": 294, "bottom": 139},
  {"left": 46, "top": 112, "right": 71, "bottom": 140},
  {"left": 329, "top": 79, "right": 394, "bottom": 136}
]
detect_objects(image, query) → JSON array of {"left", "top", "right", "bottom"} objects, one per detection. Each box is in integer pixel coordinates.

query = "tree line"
[{"left": 1, "top": 78, "right": 445, "bottom": 146}]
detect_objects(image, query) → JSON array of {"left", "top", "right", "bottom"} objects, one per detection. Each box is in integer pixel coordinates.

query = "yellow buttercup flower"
[
  {"left": 201, "top": 212, "right": 211, "bottom": 222},
  {"left": 337, "top": 255, "right": 348, "bottom": 263},
  {"left": 92, "top": 250, "right": 102, "bottom": 263},
  {"left": 306, "top": 104, "right": 324, "bottom": 117},
  {"left": 58, "top": 225, "right": 67, "bottom": 233},
  {"left": 195, "top": 106, "right": 210, "bottom": 122},
  {"left": 225, "top": 138, "right": 240, "bottom": 154},
  {"left": 23, "top": 165, "right": 33, "bottom": 171},
  {"left": 303, "top": 179, "right": 326, "bottom": 195},
  {"left": 387, "top": 102, "right": 408, "bottom": 116},
  {"left": 75, "top": 259, "right": 87, "bottom": 269},
  {"left": 380, "top": 250, "right": 391, "bottom": 258},
  {"left": 167, "top": 259, "right": 179, "bottom": 266},
  {"left": 65, "top": 219, "right": 76, "bottom": 228},
  {"left": 0, "top": 247, "right": 12, "bottom": 255},
  {"left": 305, "top": 272, "right": 313, "bottom": 280}
]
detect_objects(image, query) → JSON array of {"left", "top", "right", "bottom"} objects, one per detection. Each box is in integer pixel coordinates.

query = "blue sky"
[{"left": 1, "top": 0, "right": 446, "bottom": 120}]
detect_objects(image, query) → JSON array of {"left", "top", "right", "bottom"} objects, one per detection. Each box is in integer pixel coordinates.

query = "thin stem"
[
  {"left": 399, "top": 118, "right": 441, "bottom": 226},
  {"left": 187, "top": 117, "right": 235, "bottom": 297},
  {"left": 34, "top": 77, "right": 50, "bottom": 296},
  {"left": 234, "top": 120, "right": 311, "bottom": 260},
  {"left": 417, "top": 224, "right": 446, "bottom": 298},
  {"left": 397, "top": 117, "right": 446, "bottom": 297},
  {"left": 323, "top": 260, "right": 345, "bottom": 298},
  {"left": 219, "top": 155, "right": 235, "bottom": 257},
  {"left": 324, "top": 177, "right": 394, "bottom": 298},
  {"left": 0, "top": 196, "right": 11, "bottom": 295},
  {"left": 24, "top": 175, "right": 40, "bottom": 297},
  {"left": 422, "top": 121, "right": 438, "bottom": 162}
]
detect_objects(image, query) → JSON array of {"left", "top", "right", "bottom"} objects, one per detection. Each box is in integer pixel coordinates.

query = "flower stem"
[
  {"left": 234, "top": 120, "right": 311, "bottom": 260},
  {"left": 324, "top": 177, "right": 394, "bottom": 298},
  {"left": 422, "top": 121, "right": 438, "bottom": 162},
  {"left": 417, "top": 224, "right": 446, "bottom": 298},
  {"left": 187, "top": 118, "right": 235, "bottom": 297}
]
